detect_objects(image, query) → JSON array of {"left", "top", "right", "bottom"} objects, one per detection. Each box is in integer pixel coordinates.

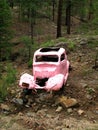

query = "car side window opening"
[{"left": 60, "top": 53, "right": 65, "bottom": 61}]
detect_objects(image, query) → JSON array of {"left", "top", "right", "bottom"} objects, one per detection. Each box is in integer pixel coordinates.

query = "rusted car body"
[{"left": 19, "top": 47, "right": 69, "bottom": 92}]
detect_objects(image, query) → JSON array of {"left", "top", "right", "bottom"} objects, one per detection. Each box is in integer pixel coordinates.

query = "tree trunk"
[
  {"left": 57, "top": 0, "right": 63, "bottom": 38},
  {"left": 88, "top": 0, "right": 93, "bottom": 20},
  {"left": 52, "top": 0, "right": 55, "bottom": 21},
  {"left": 31, "top": 20, "right": 34, "bottom": 43},
  {"left": 66, "top": 0, "right": 71, "bottom": 34},
  {"left": 0, "top": 48, "right": 1, "bottom": 61},
  {"left": 29, "top": 8, "right": 35, "bottom": 44},
  {"left": 8, "top": 0, "right": 14, "bottom": 8}
]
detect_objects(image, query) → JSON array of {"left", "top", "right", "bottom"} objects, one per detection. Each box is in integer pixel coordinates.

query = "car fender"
[
  {"left": 19, "top": 73, "right": 35, "bottom": 89},
  {"left": 45, "top": 74, "right": 64, "bottom": 91}
]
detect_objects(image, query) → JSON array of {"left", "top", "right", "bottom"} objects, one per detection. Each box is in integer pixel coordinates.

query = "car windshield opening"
[{"left": 36, "top": 55, "right": 58, "bottom": 62}]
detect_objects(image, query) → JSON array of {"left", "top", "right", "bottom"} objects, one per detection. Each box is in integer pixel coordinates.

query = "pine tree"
[
  {"left": 57, "top": 0, "right": 63, "bottom": 38},
  {"left": 0, "top": 0, "right": 12, "bottom": 61}
]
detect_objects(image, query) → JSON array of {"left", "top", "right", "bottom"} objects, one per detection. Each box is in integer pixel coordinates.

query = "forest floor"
[{"left": 0, "top": 8, "right": 98, "bottom": 130}]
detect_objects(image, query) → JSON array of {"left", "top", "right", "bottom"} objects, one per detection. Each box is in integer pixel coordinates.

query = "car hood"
[{"left": 33, "top": 63, "right": 59, "bottom": 78}]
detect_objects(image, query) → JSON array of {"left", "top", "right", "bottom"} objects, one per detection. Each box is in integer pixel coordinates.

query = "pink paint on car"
[{"left": 19, "top": 47, "right": 69, "bottom": 92}]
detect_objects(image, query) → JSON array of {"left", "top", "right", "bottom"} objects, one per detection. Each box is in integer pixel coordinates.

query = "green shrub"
[
  {"left": 5, "top": 64, "right": 17, "bottom": 85},
  {"left": 88, "top": 40, "right": 98, "bottom": 48},
  {"left": 0, "top": 64, "right": 3, "bottom": 79},
  {"left": 0, "top": 63, "right": 17, "bottom": 101},
  {"left": 68, "top": 41, "right": 76, "bottom": 51},
  {"left": 20, "top": 36, "right": 33, "bottom": 60},
  {"left": 28, "top": 59, "right": 33, "bottom": 68},
  {"left": 86, "top": 87, "right": 95, "bottom": 94},
  {"left": 0, "top": 77, "right": 8, "bottom": 101},
  {"left": 41, "top": 37, "right": 68, "bottom": 48},
  {"left": 56, "top": 37, "right": 67, "bottom": 43},
  {"left": 41, "top": 40, "right": 54, "bottom": 47}
]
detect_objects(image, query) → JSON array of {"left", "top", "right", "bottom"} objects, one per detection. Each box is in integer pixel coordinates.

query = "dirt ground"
[
  {"left": 0, "top": 9, "right": 98, "bottom": 130},
  {"left": 0, "top": 36, "right": 98, "bottom": 130}
]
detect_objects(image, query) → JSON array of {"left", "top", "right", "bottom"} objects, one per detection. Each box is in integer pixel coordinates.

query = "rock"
[
  {"left": 42, "top": 105, "right": 47, "bottom": 108},
  {"left": 80, "top": 83, "right": 88, "bottom": 88},
  {"left": 56, "top": 126, "right": 62, "bottom": 129},
  {"left": 80, "top": 38, "right": 88, "bottom": 45},
  {"left": 15, "top": 91, "right": 22, "bottom": 98},
  {"left": 12, "top": 98, "right": 23, "bottom": 105},
  {"left": 66, "top": 83, "right": 70, "bottom": 87},
  {"left": 58, "top": 96, "right": 78, "bottom": 108},
  {"left": 27, "top": 112, "right": 35, "bottom": 117},
  {"left": 86, "top": 94, "right": 92, "bottom": 100},
  {"left": 56, "top": 106, "right": 63, "bottom": 112},
  {"left": 37, "top": 125, "right": 46, "bottom": 130},
  {"left": 10, "top": 90, "right": 16, "bottom": 94},
  {"left": 18, "top": 112, "right": 23, "bottom": 116},
  {"left": 65, "top": 124, "right": 70, "bottom": 128},
  {"left": 78, "top": 109, "right": 84, "bottom": 115},
  {"left": 37, "top": 109, "right": 47, "bottom": 117},
  {"left": 94, "top": 107, "right": 98, "bottom": 114},
  {"left": 37, "top": 93, "right": 46, "bottom": 102},
  {"left": 0, "top": 104, "right": 10, "bottom": 111},
  {"left": 46, "top": 114, "right": 52, "bottom": 118},
  {"left": 94, "top": 111, "right": 98, "bottom": 114},
  {"left": 77, "top": 55, "right": 82, "bottom": 62},
  {"left": 55, "top": 42, "right": 68, "bottom": 48},
  {"left": 62, "top": 128, "right": 68, "bottom": 130},
  {"left": 67, "top": 108, "right": 73, "bottom": 113},
  {"left": 27, "top": 98, "right": 33, "bottom": 106},
  {"left": 25, "top": 104, "right": 30, "bottom": 108},
  {"left": 38, "top": 93, "right": 53, "bottom": 102}
]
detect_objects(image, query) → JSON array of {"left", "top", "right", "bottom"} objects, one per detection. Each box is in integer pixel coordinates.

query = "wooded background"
[{"left": 0, "top": 0, "right": 98, "bottom": 61}]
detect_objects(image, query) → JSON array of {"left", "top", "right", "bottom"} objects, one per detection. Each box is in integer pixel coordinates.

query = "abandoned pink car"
[{"left": 19, "top": 47, "right": 69, "bottom": 92}]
